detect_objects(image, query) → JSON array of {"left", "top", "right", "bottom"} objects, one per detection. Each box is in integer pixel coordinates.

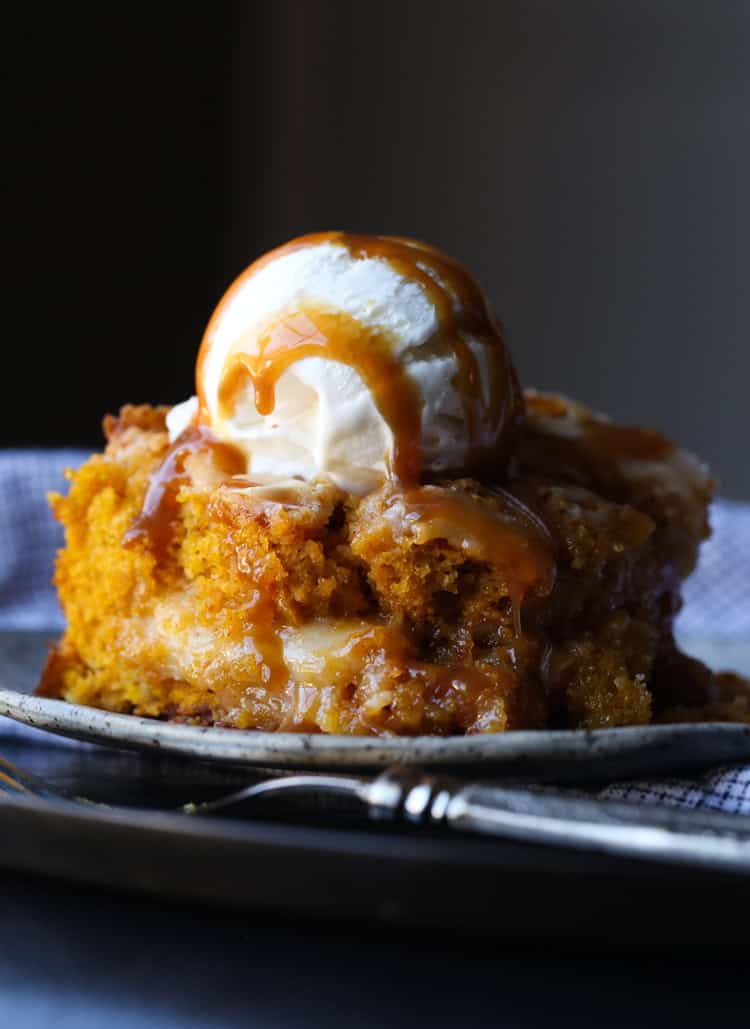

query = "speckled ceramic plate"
[{"left": 2, "top": 630, "right": 750, "bottom": 780}]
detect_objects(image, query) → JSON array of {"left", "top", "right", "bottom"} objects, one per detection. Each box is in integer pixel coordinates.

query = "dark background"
[{"left": 5, "top": 1, "right": 749, "bottom": 495}]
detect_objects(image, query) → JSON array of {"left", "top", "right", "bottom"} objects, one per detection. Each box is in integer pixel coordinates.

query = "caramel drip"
[
  {"left": 343, "top": 234, "right": 519, "bottom": 470},
  {"left": 524, "top": 392, "right": 676, "bottom": 470},
  {"left": 218, "top": 309, "right": 423, "bottom": 482},
  {"left": 386, "top": 485, "right": 556, "bottom": 633},
  {"left": 203, "top": 517, "right": 292, "bottom": 699},
  {"left": 197, "top": 232, "right": 523, "bottom": 485},
  {"left": 123, "top": 425, "right": 245, "bottom": 559},
  {"left": 238, "top": 590, "right": 288, "bottom": 694},
  {"left": 585, "top": 423, "right": 675, "bottom": 462},
  {"left": 277, "top": 622, "right": 524, "bottom": 734}
]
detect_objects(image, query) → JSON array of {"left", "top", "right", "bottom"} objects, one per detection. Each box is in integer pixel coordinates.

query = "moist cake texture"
[{"left": 41, "top": 392, "right": 747, "bottom": 734}]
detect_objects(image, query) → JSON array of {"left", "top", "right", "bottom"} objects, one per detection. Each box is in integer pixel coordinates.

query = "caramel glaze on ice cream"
[{"left": 200, "top": 232, "right": 523, "bottom": 483}]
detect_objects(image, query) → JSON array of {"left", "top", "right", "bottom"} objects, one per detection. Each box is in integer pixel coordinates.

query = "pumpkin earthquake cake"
[{"left": 40, "top": 233, "right": 749, "bottom": 734}]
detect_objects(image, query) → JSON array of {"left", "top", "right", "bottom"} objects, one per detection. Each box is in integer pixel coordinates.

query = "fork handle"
[{"left": 364, "top": 768, "right": 750, "bottom": 873}]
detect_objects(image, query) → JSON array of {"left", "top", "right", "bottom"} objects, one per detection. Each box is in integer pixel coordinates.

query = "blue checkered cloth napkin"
[{"left": 1, "top": 448, "right": 750, "bottom": 810}]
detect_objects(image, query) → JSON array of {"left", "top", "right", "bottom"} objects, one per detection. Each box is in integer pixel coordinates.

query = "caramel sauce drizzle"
[
  {"left": 525, "top": 391, "right": 675, "bottom": 463},
  {"left": 387, "top": 485, "right": 556, "bottom": 636},
  {"left": 197, "top": 232, "right": 523, "bottom": 485},
  {"left": 279, "top": 624, "right": 520, "bottom": 733},
  {"left": 123, "top": 428, "right": 289, "bottom": 700},
  {"left": 217, "top": 309, "right": 423, "bottom": 482},
  {"left": 342, "top": 234, "right": 521, "bottom": 475},
  {"left": 123, "top": 424, "right": 244, "bottom": 560},
  {"left": 585, "top": 423, "right": 674, "bottom": 462},
  {"left": 239, "top": 591, "right": 288, "bottom": 695}
]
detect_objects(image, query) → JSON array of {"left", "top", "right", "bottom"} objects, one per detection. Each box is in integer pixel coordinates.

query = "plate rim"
[{"left": 3, "top": 686, "right": 750, "bottom": 774}]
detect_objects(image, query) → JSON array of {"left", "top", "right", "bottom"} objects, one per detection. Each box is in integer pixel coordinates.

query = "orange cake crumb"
[{"left": 40, "top": 389, "right": 743, "bottom": 735}]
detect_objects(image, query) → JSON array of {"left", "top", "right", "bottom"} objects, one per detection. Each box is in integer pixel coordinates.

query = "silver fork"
[{"left": 5, "top": 753, "right": 750, "bottom": 874}]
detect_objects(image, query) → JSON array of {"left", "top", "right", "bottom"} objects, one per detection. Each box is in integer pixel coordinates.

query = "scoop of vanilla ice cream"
[{"left": 169, "top": 235, "right": 518, "bottom": 493}]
